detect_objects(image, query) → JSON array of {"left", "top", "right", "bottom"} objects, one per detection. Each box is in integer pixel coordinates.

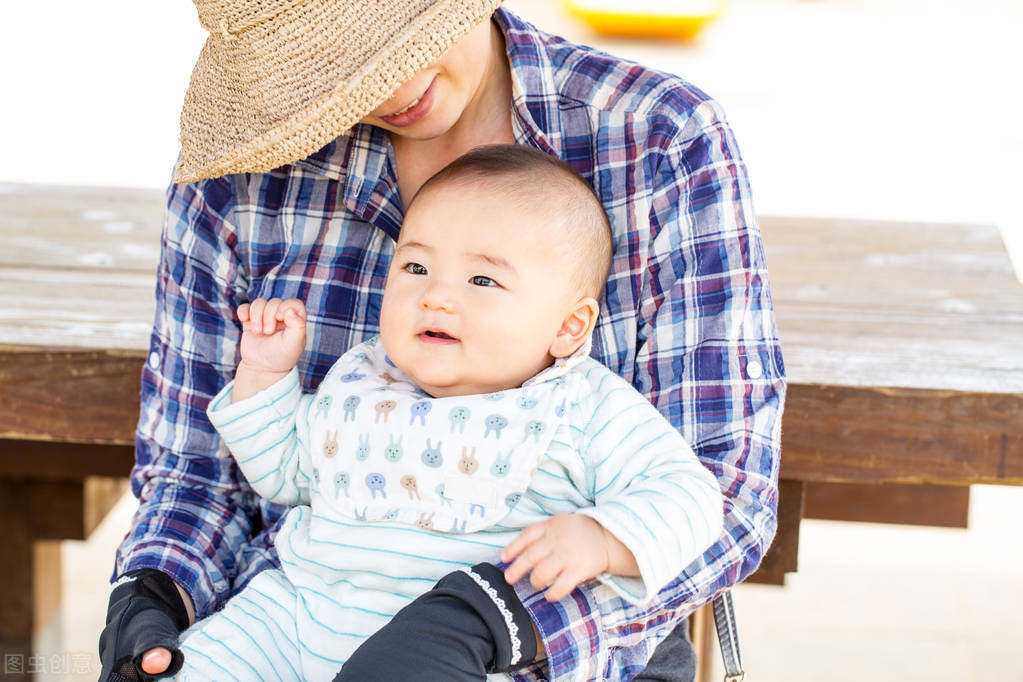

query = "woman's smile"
[{"left": 379, "top": 76, "right": 438, "bottom": 127}]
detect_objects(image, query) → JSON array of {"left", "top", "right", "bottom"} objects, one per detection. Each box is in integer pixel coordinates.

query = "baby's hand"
[
  {"left": 501, "top": 513, "right": 609, "bottom": 601},
  {"left": 237, "top": 297, "right": 307, "bottom": 374}
]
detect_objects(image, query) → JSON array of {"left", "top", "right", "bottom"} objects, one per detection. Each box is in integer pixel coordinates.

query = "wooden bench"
[{"left": 2, "top": 183, "right": 1022, "bottom": 677}]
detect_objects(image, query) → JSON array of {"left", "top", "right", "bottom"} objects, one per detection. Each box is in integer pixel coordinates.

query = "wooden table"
[
  {"left": 751, "top": 215, "right": 1023, "bottom": 583},
  {"left": 0, "top": 184, "right": 160, "bottom": 674},
  {"left": 2, "top": 184, "right": 1022, "bottom": 672}
]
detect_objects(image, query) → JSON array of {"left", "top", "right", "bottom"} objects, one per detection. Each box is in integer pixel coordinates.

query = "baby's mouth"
[{"left": 419, "top": 329, "right": 459, "bottom": 344}]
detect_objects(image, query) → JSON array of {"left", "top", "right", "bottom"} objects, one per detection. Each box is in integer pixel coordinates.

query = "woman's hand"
[
  {"left": 139, "top": 648, "right": 173, "bottom": 675},
  {"left": 98, "top": 571, "right": 193, "bottom": 681}
]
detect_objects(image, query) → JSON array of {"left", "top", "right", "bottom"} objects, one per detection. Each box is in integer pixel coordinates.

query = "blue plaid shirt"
[{"left": 116, "top": 8, "right": 785, "bottom": 680}]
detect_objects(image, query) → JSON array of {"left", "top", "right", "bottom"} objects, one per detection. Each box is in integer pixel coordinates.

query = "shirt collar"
[
  {"left": 293, "top": 123, "right": 404, "bottom": 240},
  {"left": 523, "top": 334, "right": 593, "bottom": 387},
  {"left": 493, "top": 7, "right": 563, "bottom": 157}
]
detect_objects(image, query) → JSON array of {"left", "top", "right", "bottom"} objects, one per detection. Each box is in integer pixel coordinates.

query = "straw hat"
[{"left": 174, "top": 0, "right": 504, "bottom": 183}]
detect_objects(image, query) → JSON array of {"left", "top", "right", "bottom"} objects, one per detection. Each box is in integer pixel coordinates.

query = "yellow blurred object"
[{"left": 563, "top": 0, "right": 724, "bottom": 40}]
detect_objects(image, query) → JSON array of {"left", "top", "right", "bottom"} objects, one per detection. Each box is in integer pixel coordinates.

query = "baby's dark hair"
[{"left": 408, "top": 144, "right": 613, "bottom": 299}]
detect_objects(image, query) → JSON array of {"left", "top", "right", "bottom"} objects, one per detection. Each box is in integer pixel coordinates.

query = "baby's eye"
[
  {"left": 470, "top": 275, "right": 498, "bottom": 287},
  {"left": 404, "top": 262, "right": 427, "bottom": 275}
]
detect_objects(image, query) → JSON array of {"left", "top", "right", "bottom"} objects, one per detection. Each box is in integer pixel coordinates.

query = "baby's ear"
[{"left": 549, "top": 297, "right": 599, "bottom": 358}]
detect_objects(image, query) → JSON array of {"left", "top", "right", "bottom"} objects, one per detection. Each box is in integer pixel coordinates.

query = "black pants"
[{"left": 336, "top": 563, "right": 695, "bottom": 681}]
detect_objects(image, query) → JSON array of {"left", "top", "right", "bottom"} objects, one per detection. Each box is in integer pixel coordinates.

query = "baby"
[{"left": 175, "top": 145, "right": 724, "bottom": 680}]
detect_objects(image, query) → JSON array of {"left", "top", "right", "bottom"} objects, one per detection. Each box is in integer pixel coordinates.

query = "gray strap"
[{"left": 712, "top": 590, "right": 745, "bottom": 682}]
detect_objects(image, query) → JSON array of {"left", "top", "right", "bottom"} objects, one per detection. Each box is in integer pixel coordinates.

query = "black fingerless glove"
[
  {"left": 98, "top": 568, "right": 190, "bottom": 681},
  {"left": 336, "top": 562, "right": 538, "bottom": 681}
]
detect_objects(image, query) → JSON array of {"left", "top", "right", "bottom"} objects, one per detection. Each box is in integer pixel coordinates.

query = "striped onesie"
[{"left": 176, "top": 337, "right": 723, "bottom": 681}]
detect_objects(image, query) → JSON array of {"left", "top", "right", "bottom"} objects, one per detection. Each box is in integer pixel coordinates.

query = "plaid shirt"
[{"left": 116, "top": 8, "right": 785, "bottom": 681}]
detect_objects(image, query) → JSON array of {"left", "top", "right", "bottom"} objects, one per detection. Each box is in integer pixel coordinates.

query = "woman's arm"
[
  {"left": 511, "top": 104, "right": 785, "bottom": 682},
  {"left": 113, "top": 176, "right": 260, "bottom": 620}
]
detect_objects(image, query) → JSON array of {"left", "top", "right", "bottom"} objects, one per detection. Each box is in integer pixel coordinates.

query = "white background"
[
  {"left": 3, "top": 1, "right": 1021, "bottom": 680},
  {"left": 2, "top": 0, "right": 1021, "bottom": 275}
]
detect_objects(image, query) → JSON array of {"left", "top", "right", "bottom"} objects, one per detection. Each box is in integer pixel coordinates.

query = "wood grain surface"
[
  {"left": 0, "top": 183, "right": 162, "bottom": 350},
  {"left": 760, "top": 215, "right": 1023, "bottom": 393},
  {"left": 2, "top": 184, "right": 1021, "bottom": 632},
  {"left": 2, "top": 185, "right": 1021, "bottom": 486}
]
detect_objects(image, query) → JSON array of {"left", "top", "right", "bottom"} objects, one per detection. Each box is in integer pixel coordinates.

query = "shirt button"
[
  {"left": 148, "top": 351, "right": 160, "bottom": 369},
  {"left": 746, "top": 360, "right": 763, "bottom": 380}
]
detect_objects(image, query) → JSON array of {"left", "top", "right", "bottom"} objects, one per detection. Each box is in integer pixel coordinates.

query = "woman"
[{"left": 99, "top": 1, "right": 784, "bottom": 680}]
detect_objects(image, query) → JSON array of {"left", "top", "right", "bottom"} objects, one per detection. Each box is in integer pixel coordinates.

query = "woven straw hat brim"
[{"left": 174, "top": 0, "right": 503, "bottom": 183}]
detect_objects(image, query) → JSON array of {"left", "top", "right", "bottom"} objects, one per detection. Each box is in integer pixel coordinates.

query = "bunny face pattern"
[
  {"left": 490, "top": 451, "right": 512, "bottom": 477},
  {"left": 322, "top": 431, "right": 339, "bottom": 459},
  {"left": 383, "top": 435, "right": 403, "bottom": 463},
  {"left": 516, "top": 392, "right": 539, "bottom": 410},
  {"left": 415, "top": 512, "right": 435, "bottom": 530},
  {"left": 355, "top": 434, "right": 371, "bottom": 461},
  {"left": 374, "top": 400, "right": 397, "bottom": 423},
  {"left": 365, "top": 473, "right": 387, "bottom": 499},
  {"left": 340, "top": 369, "right": 366, "bottom": 383},
  {"left": 334, "top": 472, "right": 350, "bottom": 497},
  {"left": 458, "top": 447, "right": 478, "bottom": 475},
  {"left": 399, "top": 475, "right": 421, "bottom": 500},
  {"left": 448, "top": 406, "right": 471, "bottom": 433},
  {"left": 409, "top": 400, "right": 432, "bottom": 426},
  {"left": 483, "top": 414, "right": 509, "bottom": 439},
  {"left": 305, "top": 336, "right": 580, "bottom": 533},
  {"left": 343, "top": 396, "right": 360, "bottom": 422},
  {"left": 525, "top": 420, "right": 547, "bottom": 441},
  {"left": 315, "top": 395, "right": 332, "bottom": 420},
  {"left": 420, "top": 439, "right": 443, "bottom": 468}
]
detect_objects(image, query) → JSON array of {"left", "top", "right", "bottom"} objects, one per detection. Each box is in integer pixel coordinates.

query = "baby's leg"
[
  {"left": 335, "top": 562, "right": 539, "bottom": 681},
  {"left": 173, "top": 569, "right": 303, "bottom": 681}
]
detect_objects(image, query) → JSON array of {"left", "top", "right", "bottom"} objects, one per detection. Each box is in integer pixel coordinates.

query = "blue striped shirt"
[
  {"left": 115, "top": 8, "right": 785, "bottom": 680},
  {"left": 191, "top": 341, "right": 723, "bottom": 678}
]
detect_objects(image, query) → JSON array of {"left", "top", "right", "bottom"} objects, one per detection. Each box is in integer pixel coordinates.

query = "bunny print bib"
[{"left": 305, "top": 336, "right": 582, "bottom": 535}]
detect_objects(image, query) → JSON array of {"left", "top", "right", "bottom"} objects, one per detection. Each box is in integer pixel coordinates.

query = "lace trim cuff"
[{"left": 460, "top": 567, "right": 523, "bottom": 666}]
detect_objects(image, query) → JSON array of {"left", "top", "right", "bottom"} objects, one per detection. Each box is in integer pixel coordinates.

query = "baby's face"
[{"left": 379, "top": 185, "right": 580, "bottom": 398}]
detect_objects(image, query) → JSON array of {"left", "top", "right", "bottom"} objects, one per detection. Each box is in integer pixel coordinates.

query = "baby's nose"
[{"left": 419, "top": 284, "right": 455, "bottom": 313}]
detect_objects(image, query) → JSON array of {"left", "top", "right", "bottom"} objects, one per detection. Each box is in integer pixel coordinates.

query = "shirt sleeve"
[
  {"left": 112, "top": 176, "right": 261, "bottom": 619},
  {"left": 513, "top": 104, "right": 785, "bottom": 681},
  {"left": 572, "top": 365, "right": 724, "bottom": 606},
  {"left": 206, "top": 369, "right": 316, "bottom": 507}
]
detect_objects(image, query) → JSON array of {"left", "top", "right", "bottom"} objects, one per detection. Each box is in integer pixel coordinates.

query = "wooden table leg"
[
  {"left": 691, "top": 478, "right": 806, "bottom": 680},
  {"left": 0, "top": 479, "right": 33, "bottom": 679},
  {"left": 0, "top": 478, "right": 86, "bottom": 680},
  {"left": 747, "top": 478, "right": 805, "bottom": 585},
  {"left": 690, "top": 601, "right": 716, "bottom": 682}
]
